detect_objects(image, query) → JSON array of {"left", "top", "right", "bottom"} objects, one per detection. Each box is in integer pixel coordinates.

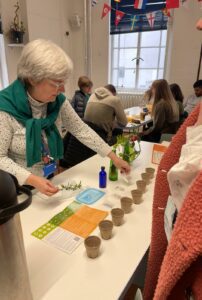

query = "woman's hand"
[
  {"left": 108, "top": 151, "right": 131, "bottom": 174},
  {"left": 25, "top": 174, "right": 59, "bottom": 196}
]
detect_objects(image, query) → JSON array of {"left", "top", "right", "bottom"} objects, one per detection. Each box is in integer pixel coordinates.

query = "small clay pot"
[
  {"left": 131, "top": 189, "right": 143, "bottom": 204},
  {"left": 136, "top": 180, "right": 146, "bottom": 192},
  {"left": 141, "top": 173, "right": 150, "bottom": 185},
  {"left": 84, "top": 236, "right": 101, "bottom": 258},
  {"left": 120, "top": 197, "right": 133, "bottom": 213},
  {"left": 145, "top": 167, "right": 155, "bottom": 179},
  {"left": 99, "top": 220, "right": 113, "bottom": 240},
  {"left": 111, "top": 208, "right": 124, "bottom": 226}
]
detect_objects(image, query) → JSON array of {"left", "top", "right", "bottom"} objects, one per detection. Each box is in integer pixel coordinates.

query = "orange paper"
[
  {"left": 152, "top": 144, "right": 168, "bottom": 165},
  {"left": 60, "top": 206, "right": 108, "bottom": 238}
]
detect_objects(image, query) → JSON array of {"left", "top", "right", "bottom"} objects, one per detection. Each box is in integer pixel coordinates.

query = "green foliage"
[
  {"left": 60, "top": 181, "right": 82, "bottom": 191},
  {"left": 113, "top": 130, "right": 141, "bottom": 163},
  {"left": 10, "top": 2, "right": 25, "bottom": 33}
]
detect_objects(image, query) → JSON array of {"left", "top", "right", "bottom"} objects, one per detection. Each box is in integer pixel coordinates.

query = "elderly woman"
[{"left": 0, "top": 39, "right": 130, "bottom": 196}]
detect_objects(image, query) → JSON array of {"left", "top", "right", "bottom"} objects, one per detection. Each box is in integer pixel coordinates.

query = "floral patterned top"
[{"left": 0, "top": 96, "right": 111, "bottom": 185}]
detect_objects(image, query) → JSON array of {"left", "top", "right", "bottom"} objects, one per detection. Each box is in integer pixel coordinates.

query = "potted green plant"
[
  {"left": 113, "top": 130, "right": 141, "bottom": 164},
  {"left": 9, "top": 2, "right": 25, "bottom": 44}
]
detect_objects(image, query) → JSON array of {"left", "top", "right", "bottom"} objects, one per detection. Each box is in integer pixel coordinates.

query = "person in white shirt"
[
  {"left": 0, "top": 39, "right": 130, "bottom": 196},
  {"left": 183, "top": 80, "right": 202, "bottom": 114}
]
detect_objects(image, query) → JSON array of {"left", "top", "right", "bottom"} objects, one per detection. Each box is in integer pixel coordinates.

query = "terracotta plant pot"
[
  {"left": 141, "top": 173, "right": 151, "bottom": 185},
  {"left": 136, "top": 180, "right": 146, "bottom": 192},
  {"left": 99, "top": 220, "right": 113, "bottom": 240},
  {"left": 111, "top": 208, "right": 124, "bottom": 226},
  {"left": 145, "top": 167, "right": 155, "bottom": 179},
  {"left": 131, "top": 189, "right": 143, "bottom": 204},
  {"left": 84, "top": 236, "right": 101, "bottom": 259},
  {"left": 120, "top": 197, "right": 133, "bottom": 213}
]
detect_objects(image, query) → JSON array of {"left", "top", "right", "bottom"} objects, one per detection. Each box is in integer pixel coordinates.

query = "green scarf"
[{"left": 0, "top": 79, "right": 65, "bottom": 167}]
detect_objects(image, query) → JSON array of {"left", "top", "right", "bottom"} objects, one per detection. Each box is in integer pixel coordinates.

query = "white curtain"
[{"left": 0, "top": 34, "right": 9, "bottom": 89}]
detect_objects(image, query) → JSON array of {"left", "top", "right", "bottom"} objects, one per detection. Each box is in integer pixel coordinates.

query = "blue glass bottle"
[{"left": 99, "top": 166, "right": 107, "bottom": 188}]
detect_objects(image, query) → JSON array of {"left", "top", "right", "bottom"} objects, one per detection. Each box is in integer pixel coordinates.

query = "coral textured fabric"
[{"left": 144, "top": 104, "right": 202, "bottom": 300}]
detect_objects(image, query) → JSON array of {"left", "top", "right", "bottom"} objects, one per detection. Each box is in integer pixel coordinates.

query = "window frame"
[{"left": 110, "top": 30, "right": 167, "bottom": 92}]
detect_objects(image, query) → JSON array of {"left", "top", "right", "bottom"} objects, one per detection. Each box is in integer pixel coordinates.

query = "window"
[
  {"left": 0, "top": 34, "right": 9, "bottom": 90},
  {"left": 110, "top": 30, "right": 167, "bottom": 92}
]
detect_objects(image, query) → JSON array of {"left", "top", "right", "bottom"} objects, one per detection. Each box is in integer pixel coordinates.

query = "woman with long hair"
[
  {"left": 142, "top": 79, "right": 179, "bottom": 142},
  {"left": 170, "top": 83, "right": 184, "bottom": 118}
]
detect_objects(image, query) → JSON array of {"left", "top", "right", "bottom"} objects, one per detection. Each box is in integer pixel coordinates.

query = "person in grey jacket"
[
  {"left": 84, "top": 84, "right": 127, "bottom": 142},
  {"left": 71, "top": 76, "right": 93, "bottom": 118}
]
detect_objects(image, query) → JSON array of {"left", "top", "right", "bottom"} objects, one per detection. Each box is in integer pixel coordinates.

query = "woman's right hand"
[{"left": 25, "top": 174, "right": 59, "bottom": 196}]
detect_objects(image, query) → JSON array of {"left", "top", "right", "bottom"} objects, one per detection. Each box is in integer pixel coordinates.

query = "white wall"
[
  {"left": 91, "top": 3, "right": 110, "bottom": 88},
  {"left": 165, "top": 1, "right": 202, "bottom": 98},
  {"left": 26, "top": 0, "right": 76, "bottom": 97},
  {"left": 65, "top": 0, "right": 86, "bottom": 95},
  {"left": 1, "top": 0, "right": 29, "bottom": 82}
]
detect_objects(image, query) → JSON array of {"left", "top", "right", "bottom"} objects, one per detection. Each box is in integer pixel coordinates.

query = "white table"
[
  {"left": 124, "top": 107, "right": 152, "bottom": 132},
  {"left": 20, "top": 141, "right": 157, "bottom": 300}
]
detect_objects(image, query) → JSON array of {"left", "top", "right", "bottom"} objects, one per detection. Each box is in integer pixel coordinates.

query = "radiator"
[{"left": 118, "top": 93, "right": 144, "bottom": 109}]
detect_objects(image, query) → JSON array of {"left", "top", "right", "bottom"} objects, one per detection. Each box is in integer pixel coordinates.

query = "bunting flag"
[
  {"left": 162, "top": 8, "right": 171, "bottom": 17},
  {"left": 166, "top": 0, "right": 179, "bottom": 9},
  {"left": 134, "top": 0, "right": 148, "bottom": 9},
  {"left": 92, "top": 0, "right": 98, "bottom": 7},
  {"left": 101, "top": 3, "right": 111, "bottom": 19},
  {"left": 115, "top": 10, "right": 125, "bottom": 26},
  {"left": 146, "top": 12, "right": 156, "bottom": 28},
  {"left": 131, "top": 16, "right": 137, "bottom": 31}
]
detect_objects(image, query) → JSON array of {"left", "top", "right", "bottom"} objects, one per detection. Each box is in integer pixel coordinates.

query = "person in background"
[
  {"left": 141, "top": 87, "right": 154, "bottom": 106},
  {"left": 71, "top": 76, "right": 93, "bottom": 118},
  {"left": 183, "top": 80, "right": 202, "bottom": 115},
  {"left": 84, "top": 84, "right": 127, "bottom": 144},
  {"left": 170, "top": 83, "right": 184, "bottom": 119},
  {"left": 143, "top": 103, "right": 202, "bottom": 300},
  {"left": 141, "top": 79, "right": 179, "bottom": 143},
  {"left": 0, "top": 39, "right": 130, "bottom": 196}
]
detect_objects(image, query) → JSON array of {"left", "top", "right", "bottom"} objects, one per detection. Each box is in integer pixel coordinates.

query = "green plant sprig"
[{"left": 59, "top": 181, "right": 82, "bottom": 191}]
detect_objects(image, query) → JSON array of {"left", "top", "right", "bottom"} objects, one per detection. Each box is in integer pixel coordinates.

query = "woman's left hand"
[{"left": 108, "top": 151, "right": 131, "bottom": 174}]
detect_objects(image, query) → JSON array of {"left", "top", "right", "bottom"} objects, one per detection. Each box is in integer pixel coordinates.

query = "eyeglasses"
[{"left": 47, "top": 79, "right": 66, "bottom": 89}]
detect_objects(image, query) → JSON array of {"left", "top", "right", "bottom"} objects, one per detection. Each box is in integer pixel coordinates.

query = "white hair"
[{"left": 17, "top": 39, "right": 73, "bottom": 82}]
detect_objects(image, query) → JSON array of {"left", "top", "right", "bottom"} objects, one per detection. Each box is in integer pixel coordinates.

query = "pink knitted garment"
[{"left": 144, "top": 104, "right": 202, "bottom": 300}]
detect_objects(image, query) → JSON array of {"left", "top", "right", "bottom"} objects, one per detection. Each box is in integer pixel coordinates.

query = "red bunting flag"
[
  {"left": 101, "top": 3, "right": 111, "bottom": 19},
  {"left": 134, "top": 0, "right": 148, "bottom": 9},
  {"left": 146, "top": 12, "right": 155, "bottom": 28},
  {"left": 115, "top": 10, "right": 125, "bottom": 26},
  {"left": 166, "top": 0, "right": 179, "bottom": 9}
]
